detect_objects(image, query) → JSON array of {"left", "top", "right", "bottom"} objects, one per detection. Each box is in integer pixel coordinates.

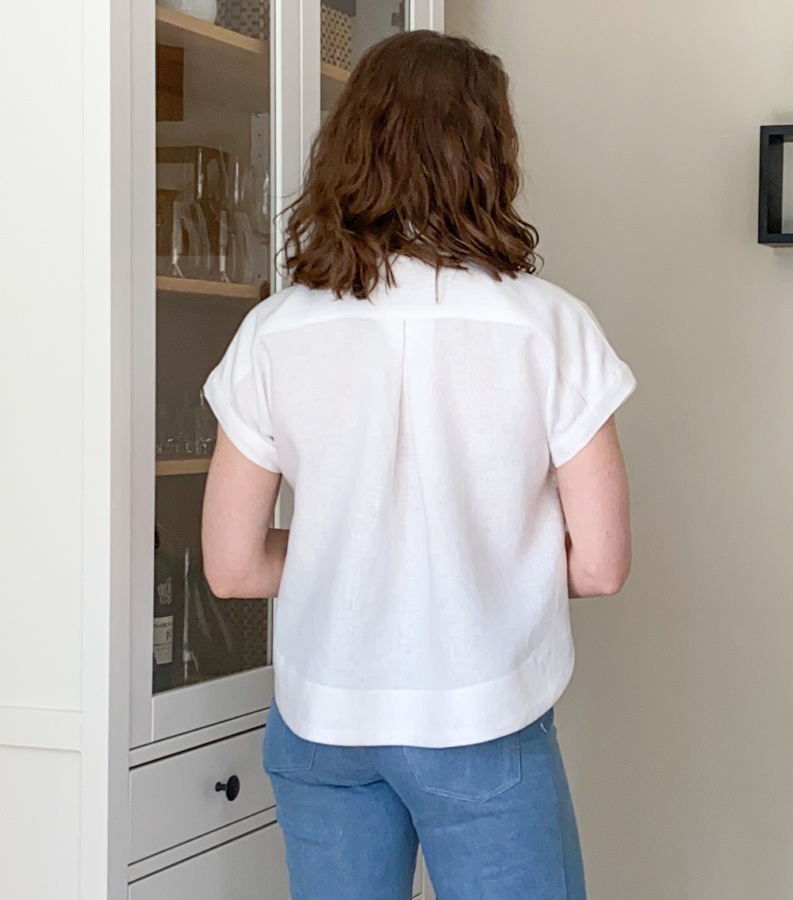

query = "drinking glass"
[
  {"left": 232, "top": 211, "right": 257, "bottom": 285},
  {"left": 173, "top": 391, "right": 197, "bottom": 456},
  {"left": 189, "top": 203, "right": 212, "bottom": 279},
  {"left": 156, "top": 397, "right": 176, "bottom": 457},
  {"left": 195, "top": 389, "right": 217, "bottom": 456},
  {"left": 169, "top": 201, "right": 211, "bottom": 279},
  {"left": 241, "top": 165, "right": 269, "bottom": 237}
]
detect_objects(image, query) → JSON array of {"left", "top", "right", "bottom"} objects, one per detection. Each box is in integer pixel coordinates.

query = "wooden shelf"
[
  {"left": 157, "top": 276, "right": 261, "bottom": 300},
  {"left": 156, "top": 457, "right": 211, "bottom": 477},
  {"left": 321, "top": 62, "right": 350, "bottom": 111},
  {"left": 156, "top": 7, "right": 269, "bottom": 114},
  {"left": 157, "top": 7, "right": 266, "bottom": 55},
  {"left": 321, "top": 62, "right": 351, "bottom": 84}
]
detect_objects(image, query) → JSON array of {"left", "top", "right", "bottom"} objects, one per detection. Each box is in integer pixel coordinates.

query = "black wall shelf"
[{"left": 759, "top": 125, "right": 793, "bottom": 246}]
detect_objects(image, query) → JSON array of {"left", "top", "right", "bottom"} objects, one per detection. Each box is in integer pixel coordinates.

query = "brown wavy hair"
[{"left": 283, "top": 30, "right": 539, "bottom": 299}]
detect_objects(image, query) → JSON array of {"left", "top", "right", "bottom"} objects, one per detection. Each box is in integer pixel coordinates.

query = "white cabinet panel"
[
  {"left": 0, "top": 748, "right": 80, "bottom": 900},
  {"left": 412, "top": 851, "right": 423, "bottom": 896},
  {"left": 129, "top": 823, "right": 289, "bottom": 900},
  {"left": 0, "top": 0, "right": 85, "bottom": 716},
  {"left": 130, "top": 728, "right": 274, "bottom": 861}
]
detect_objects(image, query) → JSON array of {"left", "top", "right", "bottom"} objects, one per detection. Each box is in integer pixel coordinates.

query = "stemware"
[
  {"left": 240, "top": 164, "right": 270, "bottom": 289},
  {"left": 156, "top": 397, "right": 175, "bottom": 457},
  {"left": 168, "top": 201, "right": 211, "bottom": 280},
  {"left": 173, "top": 391, "right": 197, "bottom": 456},
  {"left": 194, "top": 389, "right": 217, "bottom": 456},
  {"left": 241, "top": 165, "right": 270, "bottom": 237},
  {"left": 189, "top": 203, "right": 212, "bottom": 279},
  {"left": 232, "top": 211, "right": 257, "bottom": 285}
]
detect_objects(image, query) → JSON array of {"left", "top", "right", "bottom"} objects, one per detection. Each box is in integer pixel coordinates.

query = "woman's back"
[{"left": 204, "top": 256, "right": 635, "bottom": 745}]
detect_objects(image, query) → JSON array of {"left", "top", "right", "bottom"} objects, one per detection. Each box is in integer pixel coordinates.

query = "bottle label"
[
  {"left": 156, "top": 576, "right": 174, "bottom": 607},
  {"left": 153, "top": 616, "right": 174, "bottom": 665}
]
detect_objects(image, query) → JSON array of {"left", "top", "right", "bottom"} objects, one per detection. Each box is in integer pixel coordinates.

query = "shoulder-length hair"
[{"left": 283, "top": 30, "right": 539, "bottom": 299}]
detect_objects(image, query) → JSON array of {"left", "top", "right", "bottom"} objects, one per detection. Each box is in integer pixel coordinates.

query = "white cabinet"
[
  {"left": 3, "top": 1, "right": 445, "bottom": 898},
  {"left": 129, "top": 0, "right": 286, "bottom": 750},
  {"left": 129, "top": 823, "right": 289, "bottom": 900},
  {"left": 129, "top": 0, "right": 444, "bottom": 751}
]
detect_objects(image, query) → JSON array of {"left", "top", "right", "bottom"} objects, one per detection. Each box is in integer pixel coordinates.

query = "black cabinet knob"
[{"left": 215, "top": 775, "right": 241, "bottom": 802}]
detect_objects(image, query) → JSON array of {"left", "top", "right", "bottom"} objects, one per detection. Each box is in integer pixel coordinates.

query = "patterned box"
[
  {"left": 217, "top": 1, "right": 353, "bottom": 71},
  {"left": 321, "top": 3, "right": 353, "bottom": 71},
  {"left": 222, "top": 598, "right": 269, "bottom": 671},
  {"left": 217, "top": 0, "right": 269, "bottom": 42}
]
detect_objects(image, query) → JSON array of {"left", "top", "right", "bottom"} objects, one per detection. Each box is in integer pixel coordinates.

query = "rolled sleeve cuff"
[
  {"left": 203, "top": 375, "right": 282, "bottom": 474},
  {"left": 550, "top": 362, "right": 637, "bottom": 467}
]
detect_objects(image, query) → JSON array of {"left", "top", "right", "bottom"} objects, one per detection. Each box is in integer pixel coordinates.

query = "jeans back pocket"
[{"left": 402, "top": 731, "right": 521, "bottom": 802}]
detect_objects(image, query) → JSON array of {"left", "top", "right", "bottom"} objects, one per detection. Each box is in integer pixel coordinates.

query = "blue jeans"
[{"left": 263, "top": 700, "right": 586, "bottom": 899}]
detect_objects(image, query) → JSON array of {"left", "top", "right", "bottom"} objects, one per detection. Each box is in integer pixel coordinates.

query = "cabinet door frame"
[
  {"left": 129, "top": 0, "right": 158, "bottom": 753},
  {"left": 129, "top": 0, "right": 305, "bottom": 749},
  {"left": 411, "top": 0, "right": 444, "bottom": 31},
  {"left": 129, "top": 0, "right": 445, "bottom": 749}
]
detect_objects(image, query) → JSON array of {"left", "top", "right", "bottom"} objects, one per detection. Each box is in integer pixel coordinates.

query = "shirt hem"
[{"left": 273, "top": 638, "right": 576, "bottom": 748}]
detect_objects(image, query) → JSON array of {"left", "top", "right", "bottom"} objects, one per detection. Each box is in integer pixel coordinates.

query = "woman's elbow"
[
  {"left": 204, "top": 566, "right": 238, "bottom": 600},
  {"left": 204, "top": 561, "right": 275, "bottom": 600},
  {"left": 595, "top": 550, "right": 632, "bottom": 596},
  {"left": 203, "top": 552, "right": 248, "bottom": 599},
  {"left": 569, "top": 548, "right": 632, "bottom": 597},
  {"left": 598, "top": 566, "right": 631, "bottom": 596},
  {"left": 202, "top": 536, "right": 248, "bottom": 598}
]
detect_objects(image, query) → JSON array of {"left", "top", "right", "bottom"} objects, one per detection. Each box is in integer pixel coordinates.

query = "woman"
[{"left": 202, "top": 30, "right": 635, "bottom": 900}]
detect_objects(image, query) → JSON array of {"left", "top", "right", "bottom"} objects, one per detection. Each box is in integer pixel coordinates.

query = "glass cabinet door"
[
  {"left": 320, "top": 0, "right": 406, "bottom": 119},
  {"left": 152, "top": 0, "right": 275, "bottom": 697},
  {"left": 131, "top": 0, "right": 441, "bottom": 744}
]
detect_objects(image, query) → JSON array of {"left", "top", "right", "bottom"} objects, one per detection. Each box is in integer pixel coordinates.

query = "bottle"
[{"left": 153, "top": 527, "right": 175, "bottom": 692}]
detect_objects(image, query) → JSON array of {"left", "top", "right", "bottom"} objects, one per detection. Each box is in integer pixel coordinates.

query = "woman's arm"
[
  {"left": 555, "top": 415, "right": 631, "bottom": 598},
  {"left": 202, "top": 426, "right": 288, "bottom": 599}
]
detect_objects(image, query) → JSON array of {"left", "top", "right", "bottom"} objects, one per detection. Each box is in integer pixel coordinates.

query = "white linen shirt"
[{"left": 203, "top": 257, "right": 636, "bottom": 747}]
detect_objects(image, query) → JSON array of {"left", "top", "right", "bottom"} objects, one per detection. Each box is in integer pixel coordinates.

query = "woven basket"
[
  {"left": 216, "top": 0, "right": 269, "bottom": 41},
  {"left": 217, "top": 2, "right": 351, "bottom": 70},
  {"left": 321, "top": 3, "right": 352, "bottom": 71},
  {"left": 222, "top": 597, "right": 269, "bottom": 671}
]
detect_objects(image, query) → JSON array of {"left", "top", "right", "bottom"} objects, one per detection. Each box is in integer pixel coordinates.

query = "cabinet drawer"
[
  {"left": 129, "top": 822, "right": 289, "bottom": 900},
  {"left": 130, "top": 727, "right": 274, "bottom": 861}
]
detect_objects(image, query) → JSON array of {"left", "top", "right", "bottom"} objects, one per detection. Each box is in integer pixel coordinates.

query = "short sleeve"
[
  {"left": 547, "top": 298, "right": 637, "bottom": 468},
  {"left": 203, "top": 308, "right": 281, "bottom": 473}
]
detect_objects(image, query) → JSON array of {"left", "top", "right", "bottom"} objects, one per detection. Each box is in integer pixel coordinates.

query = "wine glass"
[
  {"left": 173, "top": 391, "right": 196, "bottom": 456},
  {"left": 232, "top": 211, "right": 257, "bottom": 285},
  {"left": 194, "top": 389, "right": 217, "bottom": 456},
  {"left": 188, "top": 203, "right": 211, "bottom": 280},
  {"left": 156, "top": 396, "right": 175, "bottom": 457}
]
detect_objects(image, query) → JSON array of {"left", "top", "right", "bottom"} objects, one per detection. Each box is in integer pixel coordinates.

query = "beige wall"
[{"left": 447, "top": 2, "right": 793, "bottom": 898}]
